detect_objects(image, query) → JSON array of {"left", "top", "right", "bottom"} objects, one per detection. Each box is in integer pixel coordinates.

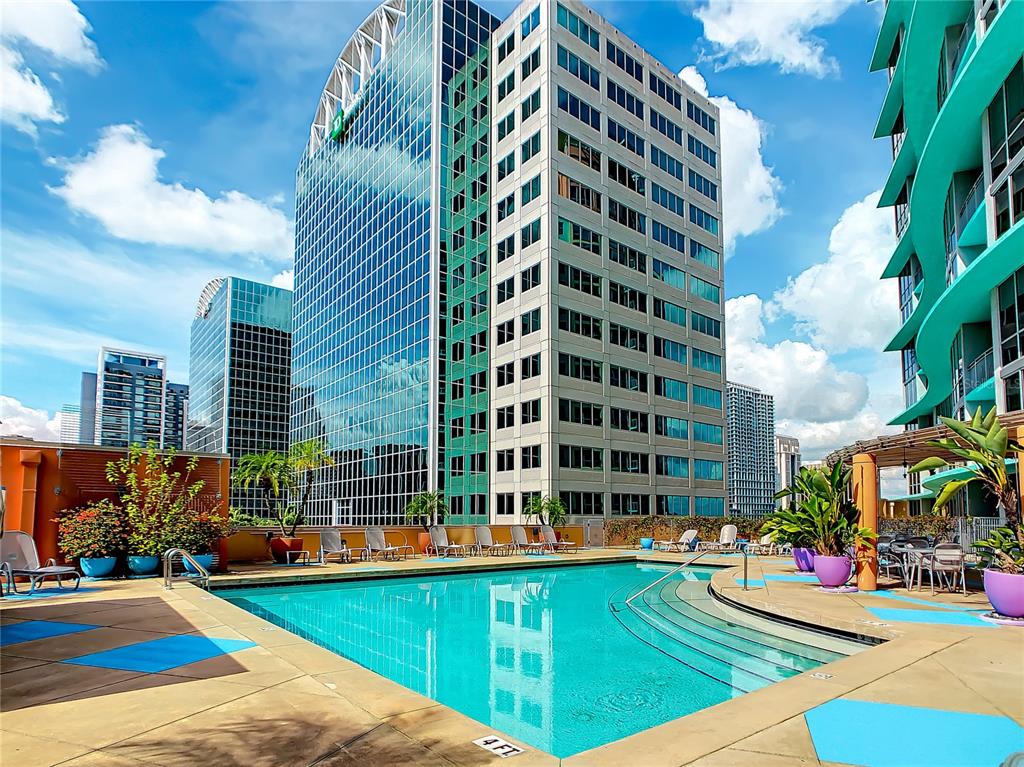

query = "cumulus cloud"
[
  {"left": 0, "top": 45, "right": 64, "bottom": 135},
  {"left": 50, "top": 124, "right": 294, "bottom": 260},
  {"left": 692, "top": 0, "right": 857, "bottom": 77},
  {"left": 679, "top": 66, "right": 783, "bottom": 251},
  {"left": 271, "top": 269, "right": 294, "bottom": 290},
  {"left": 0, "top": 396, "right": 60, "bottom": 441},
  {"left": 768, "top": 190, "right": 898, "bottom": 353}
]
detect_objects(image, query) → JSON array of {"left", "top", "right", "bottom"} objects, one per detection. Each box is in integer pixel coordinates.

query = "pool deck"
[{"left": 2, "top": 550, "right": 1022, "bottom": 766}]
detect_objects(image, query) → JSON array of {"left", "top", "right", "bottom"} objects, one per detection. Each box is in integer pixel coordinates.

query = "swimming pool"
[{"left": 221, "top": 562, "right": 846, "bottom": 757}]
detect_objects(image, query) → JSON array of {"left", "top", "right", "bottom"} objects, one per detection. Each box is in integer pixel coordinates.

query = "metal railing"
[
  {"left": 626, "top": 547, "right": 750, "bottom": 610},
  {"left": 956, "top": 172, "right": 986, "bottom": 236},
  {"left": 163, "top": 548, "right": 210, "bottom": 590},
  {"left": 954, "top": 516, "right": 1004, "bottom": 551},
  {"left": 948, "top": 13, "right": 975, "bottom": 84},
  {"left": 965, "top": 349, "right": 995, "bottom": 394}
]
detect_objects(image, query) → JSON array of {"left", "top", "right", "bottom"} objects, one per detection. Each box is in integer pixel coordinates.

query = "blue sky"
[{"left": 1, "top": 0, "right": 902, "bottom": 460}]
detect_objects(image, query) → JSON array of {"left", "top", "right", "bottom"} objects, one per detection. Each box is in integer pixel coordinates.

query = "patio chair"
[
  {"left": 511, "top": 525, "right": 551, "bottom": 555},
  {"left": 365, "top": 526, "right": 415, "bottom": 561},
  {"left": 474, "top": 526, "right": 514, "bottom": 557},
  {"left": 697, "top": 524, "right": 738, "bottom": 552},
  {"left": 540, "top": 525, "right": 578, "bottom": 553},
  {"left": 655, "top": 529, "right": 697, "bottom": 552},
  {"left": 1, "top": 531, "right": 80, "bottom": 594},
  {"left": 921, "top": 543, "right": 967, "bottom": 595},
  {"left": 318, "top": 530, "right": 366, "bottom": 563},
  {"left": 429, "top": 525, "right": 474, "bottom": 557},
  {"left": 745, "top": 533, "right": 775, "bottom": 556}
]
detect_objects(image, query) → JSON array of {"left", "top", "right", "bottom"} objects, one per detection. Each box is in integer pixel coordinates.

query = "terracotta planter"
[
  {"left": 269, "top": 536, "right": 304, "bottom": 564},
  {"left": 793, "top": 547, "right": 816, "bottom": 572},
  {"left": 984, "top": 569, "right": 1024, "bottom": 618},
  {"left": 814, "top": 555, "right": 852, "bottom": 588},
  {"left": 418, "top": 531, "right": 433, "bottom": 555}
]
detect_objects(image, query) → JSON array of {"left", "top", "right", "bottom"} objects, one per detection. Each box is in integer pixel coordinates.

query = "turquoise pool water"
[{"left": 221, "top": 563, "right": 841, "bottom": 757}]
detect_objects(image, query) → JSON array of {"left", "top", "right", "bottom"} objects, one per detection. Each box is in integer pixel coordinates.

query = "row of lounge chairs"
[{"left": 654, "top": 525, "right": 783, "bottom": 555}]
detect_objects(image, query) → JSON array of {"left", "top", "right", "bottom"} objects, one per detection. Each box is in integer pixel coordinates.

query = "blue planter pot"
[
  {"left": 640, "top": 537, "right": 654, "bottom": 550},
  {"left": 183, "top": 553, "right": 215, "bottom": 574},
  {"left": 128, "top": 555, "right": 160, "bottom": 576},
  {"left": 80, "top": 556, "right": 117, "bottom": 578}
]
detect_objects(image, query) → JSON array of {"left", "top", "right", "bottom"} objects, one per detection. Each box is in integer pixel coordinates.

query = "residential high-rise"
[
  {"left": 292, "top": 0, "right": 727, "bottom": 526},
  {"left": 164, "top": 383, "right": 189, "bottom": 450},
  {"left": 188, "top": 277, "right": 293, "bottom": 514},
  {"left": 774, "top": 434, "right": 801, "bottom": 506},
  {"left": 91, "top": 348, "right": 167, "bottom": 448},
  {"left": 58, "top": 405, "right": 81, "bottom": 444},
  {"left": 726, "top": 382, "right": 774, "bottom": 518}
]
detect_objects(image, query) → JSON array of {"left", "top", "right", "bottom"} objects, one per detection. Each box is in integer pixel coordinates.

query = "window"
[
  {"left": 608, "top": 239, "right": 646, "bottom": 273},
  {"left": 655, "top": 415, "right": 688, "bottom": 440},
  {"left": 497, "top": 319, "right": 515, "bottom": 345},
  {"left": 557, "top": 172, "right": 602, "bottom": 212},
  {"left": 451, "top": 303, "right": 464, "bottom": 327},
  {"left": 556, "top": 3, "right": 599, "bottom": 50},
  {"left": 496, "top": 404, "right": 515, "bottom": 428},
  {"left": 471, "top": 211, "right": 488, "bottom": 239},
  {"left": 561, "top": 491, "right": 603, "bottom": 515},
  {"left": 606, "top": 40, "right": 642, "bottom": 82},
  {"left": 521, "top": 490, "right": 541, "bottom": 512},
  {"left": 607, "top": 158, "right": 645, "bottom": 195},
  {"left": 470, "top": 330, "right": 487, "bottom": 356},
  {"left": 611, "top": 450, "right": 648, "bottom": 474},
  {"left": 688, "top": 169, "right": 718, "bottom": 202},
  {"left": 453, "top": 155, "right": 466, "bottom": 181},
  {"left": 610, "top": 407, "right": 649, "bottom": 433},
  {"left": 650, "top": 108, "right": 684, "bottom": 146},
  {"left": 559, "top": 398, "right": 603, "bottom": 426},
  {"left": 607, "top": 118, "right": 645, "bottom": 157},
  {"left": 451, "top": 377, "right": 464, "bottom": 400},
  {"left": 521, "top": 5, "right": 541, "bottom": 37},
  {"left": 607, "top": 79, "right": 643, "bottom": 120},
  {"left": 452, "top": 189, "right": 465, "bottom": 215},
  {"left": 451, "top": 416, "right": 464, "bottom": 439},
  {"left": 609, "top": 281, "right": 647, "bottom": 312},
  {"left": 496, "top": 493, "right": 515, "bottom": 515},
  {"left": 655, "top": 375, "right": 687, "bottom": 402},
  {"left": 654, "top": 336, "right": 687, "bottom": 364},
  {"left": 649, "top": 72, "right": 682, "bottom": 110},
  {"left": 558, "top": 262, "right": 602, "bottom": 297},
  {"left": 610, "top": 322, "right": 648, "bottom": 352},
  {"left": 521, "top": 131, "right": 541, "bottom": 162},
  {"left": 522, "top": 398, "right": 541, "bottom": 424},
  {"left": 450, "top": 455, "right": 464, "bottom": 476},
  {"left": 496, "top": 449, "right": 515, "bottom": 472},
  {"left": 691, "top": 311, "right": 721, "bottom": 339},
  {"left": 652, "top": 183, "right": 685, "bottom": 218},
  {"left": 497, "top": 234, "right": 515, "bottom": 263},
  {"left": 610, "top": 364, "right": 647, "bottom": 392},
  {"left": 653, "top": 297, "right": 686, "bottom": 327},
  {"left": 558, "top": 130, "right": 601, "bottom": 170},
  {"left": 557, "top": 216, "right": 601, "bottom": 254},
  {"left": 652, "top": 258, "right": 686, "bottom": 291},
  {"left": 496, "top": 361, "right": 515, "bottom": 386},
  {"left": 497, "top": 277, "right": 515, "bottom": 304},
  {"left": 471, "top": 452, "right": 487, "bottom": 474},
  {"left": 497, "top": 71, "right": 515, "bottom": 103},
  {"left": 693, "top": 421, "right": 723, "bottom": 445},
  {"left": 452, "top": 341, "right": 465, "bottom": 362},
  {"left": 521, "top": 308, "right": 541, "bottom": 336},
  {"left": 557, "top": 86, "right": 600, "bottom": 131},
  {"left": 695, "top": 496, "right": 724, "bottom": 515},
  {"left": 559, "top": 352, "right": 602, "bottom": 383},
  {"left": 522, "top": 352, "right": 541, "bottom": 379},
  {"left": 612, "top": 493, "right": 650, "bottom": 516},
  {"left": 689, "top": 203, "right": 720, "bottom": 236},
  {"left": 497, "top": 150, "right": 515, "bottom": 180},
  {"left": 694, "top": 459, "right": 723, "bottom": 481},
  {"left": 472, "top": 172, "right": 488, "bottom": 199},
  {"left": 657, "top": 455, "right": 690, "bottom": 478},
  {"left": 608, "top": 199, "right": 646, "bottom": 233},
  {"left": 521, "top": 217, "right": 541, "bottom": 247},
  {"left": 690, "top": 240, "right": 720, "bottom": 269},
  {"left": 692, "top": 347, "right": 722, "bottom": 374},
  {"left": 521, "top": 263, "right": 541, "bottom": 291},
  {"left": 658, "top": 495, "right": 690, "bottom": 516},
  {"left": 557, "top": 44, "right": 599, "bottom": 90},
  {"left": 559, "top": 444, "right": 603, "bottom": 470},
  {"left": 521, "top": 89, "right": 541, "bottom": 121},
  {"left": 690, "top": 274, "right": 721, "bottom": 304},
  {"left": 497, "top": 33, "right": 516, "bottom": 64},
  {"left": 469, "top": 290, "right": 486, "bottom": 316},
  {"left": 522, "top": 444, "right": 541, "bottom": 469},
  {"left": 454, "top": 117, "right": 466, "bottom": 145},
  {"left": 497, "top": 193, "right": 515, "bottom": 222},
  {"left": 470, "top": 370, "right": 487, "bottom": 394},
  {"left": 521, "top": 174, "right": 541, "bottom": 205},
  {"left": 651, "top": 220, "right": 686, "bottom": 256},
  {"left": 687, "top": 99, "right": 716, "bottom": 134},
  {"left": 687, "top": 134, "right": 717, "bottom": 167},
  {"left": 521, "top": 46, "right": 541, "bottom": 79},
  {"left": 470, "top": 411, "right": 487, "bottom": 434},
  {"left": 650, "top": 144, "right": 684, "bottom": 182},
  {"left": 558, "top": 306, "right": 602, "bottom": 339},
  {"left": 472, "top": 137, "right": 488, "bottom": 161}
]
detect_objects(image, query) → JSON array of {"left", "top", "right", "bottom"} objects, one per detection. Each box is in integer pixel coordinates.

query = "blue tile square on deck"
[
  {"left": 806, "top": 698, "right": 1024, "bottom": 767},
  {"left": 63, "top": 635, "right": 256, "bottom": 672},
  {"left": 0, "top": 620, "right": 98, "bottom": 647},
  {"left": 866, "top": 607, "right": 995, "bottom": 628},
  {"left": 764, "top": 574, "right": 821, "bottom": 582},
  {"left": 866, "top": 590, "right": 988, "bottom": 613}
]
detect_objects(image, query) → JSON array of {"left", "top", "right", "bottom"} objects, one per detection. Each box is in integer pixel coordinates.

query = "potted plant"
[
  {"left": 405, "top": 491, "right": 448, "bottom": 553},
  {"left": 762, "top": 503, "right": 816, "bottom": 571},
  {"left": 57, "top": 499, "right": 126, "bottom": 577},
  {"left": 234, "top": 449, "right": 295, "bottom": 563},
  {"left": 167, "top": 502, "right": 231, "bottom": 573},
  {"left": 524, "top": 495, "right": 567, "bottom": 542},
  {"left": 909, "top": 407, "right": 1023, "bottom": 617}
]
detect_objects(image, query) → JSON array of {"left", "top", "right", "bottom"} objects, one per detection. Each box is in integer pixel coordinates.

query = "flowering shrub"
[
  {"left": 166, "top": 500, "right": 231, "bottom": 554},
  {"left": 57, "top": 499, "right": 127, "bottom": 558}
]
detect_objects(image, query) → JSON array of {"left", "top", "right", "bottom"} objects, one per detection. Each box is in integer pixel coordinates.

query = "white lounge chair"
[
  {"left": 429, "top": 526, "right": 473, "bottom": 557},
  {"left": 540, "top": 525, "right": 577, "bottom": 553},
  {"left": 697, "top": 524, "right": 738, "bottom": 552},
  {"left": 475, "top": 526, "right": 514, "bottom": 557},
  {"left": 1, "top": 531, "right": 80, "bottom": 594},
  {"left": 365, "top": 526, "right": 415, "bottom": 561},
  {"left": 511, "top": 525, "right": 551, "bottom": 555},
  {"left": 655, "top": 529, "right": 697, "bottom": 552},
  {"left": 744, "top": 533, "right": 776, "bottom": 556},
  {"left": 318, "top": 530, "right": 366, "bottom": 563}
]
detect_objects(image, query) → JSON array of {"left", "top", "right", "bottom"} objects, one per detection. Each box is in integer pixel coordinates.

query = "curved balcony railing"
[
  {"left": 956, "top": 172, "right": 986, "bottom": 235},
  {"left": 965, "top": 349, "right": 995, "bottom": 394}
]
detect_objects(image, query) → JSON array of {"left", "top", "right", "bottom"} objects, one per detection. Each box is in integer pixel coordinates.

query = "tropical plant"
[
  {"left": 234, "top": 450, "right": 292, "bottom": 536},
  {"left": 405, "top": 491, "right": 448, "bottom": 531},
  {"left": 288, "top": 438, "right": 334, "bottom": 532},
  {"left": 909, "top": 407, "right": 1023, "bottom": 573},
  {"left": 165, "top": 499, "right": 231, "bottom": 554},
  {"left": 523, "top": 495, "right": 567, "bottom": 528},
  {"left": 57, "top": 499, "right": 127, "bottom": 558},
  {"left": 760, "top": 504, "right": 815, "bottom": 549}
]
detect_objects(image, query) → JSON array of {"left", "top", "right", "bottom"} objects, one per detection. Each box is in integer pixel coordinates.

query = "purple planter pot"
[
  {"left": 792, "top": 547, "right": 816, "bottom": 572},
  {"left": 984, "top": 569, "right": 1024, "bottom": 618},
  {"left": 814, "top": 555, "right": 853, "bottom": 588}
]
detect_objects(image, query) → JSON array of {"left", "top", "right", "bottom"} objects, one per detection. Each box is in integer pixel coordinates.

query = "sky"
[{"left": 1, "top": 0, "right": 903, "bottom": 469}]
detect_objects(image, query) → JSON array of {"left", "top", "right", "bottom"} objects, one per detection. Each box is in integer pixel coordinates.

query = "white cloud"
[
  {"left": 768, "top": 190, "right": 898, "bottom": 353},
  {"left": 50, "top": 124, "right": 294, "bottom": 260},
  {"left": 270, "top": 269, "right": 294, "bottom": 290},
  {"left": 1, "top": 0, "right": 102, "bottom": 69},
  {"left": 692, "top": 0, "right": 856, "bottom": 77},
  {"left": 0, "top": 45, "right": 64, "bottom": 135},
  {"left": 679, "top": 66, "right": 783, "bottom": 251},
  {"left": 0, "top": 396, "right": 60, "bottom": 441}
]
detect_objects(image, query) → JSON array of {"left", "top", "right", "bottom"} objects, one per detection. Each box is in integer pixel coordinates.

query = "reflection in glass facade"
[{"left": 188, "top": 277, "right": 293, "bottom": 514}]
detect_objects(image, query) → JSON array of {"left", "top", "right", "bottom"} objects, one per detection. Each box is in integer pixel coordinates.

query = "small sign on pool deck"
[{"left": 473, "top": 735, "right": 526, "bottom": 758}]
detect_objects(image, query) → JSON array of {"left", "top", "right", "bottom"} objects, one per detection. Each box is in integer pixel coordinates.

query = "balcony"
[
  {"left": 956, "top": 172, "right": 986, "bottom": 235},
  {"left": 965, "top": 348, "right": 995, "bottom": 400},
  {"left": 895, "top": 200, "right": 910, "bottom": 238}
]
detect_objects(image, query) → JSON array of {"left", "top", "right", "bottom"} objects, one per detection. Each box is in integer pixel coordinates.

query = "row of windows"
[
  {"left": 542, "top": 493, "right": 726, "bottom": 516},
  {"left": 495, "top": 443, "right": 542, "bottom": 470},
  {"left": 556, "top": 3, "right": 599, "bottom": 50},
  {"left": 492, "top": 398, "right": 542, "bottom": 427},
  {"left": 557, "top": 172, "right": 602, "bottom": 212},
  {"left": 649, "top": 72, "right": 681, "bottom": 111},
  {"left": 608, "top": 157, "right": 645, "bottom": 195},
  {"left": 558, "top": 261, "right": 602, "bottom": 296},
  {"left": 557, "top": 86, "right": 600, "bottom": 131},
  {"left": 558, "top": 129, "right": 601, "bottom": 171},
  {"left": 556, "top": 446, "right": 723, "bottom": 479},
  {"left": 687, "top": 99, "right": 716, "bottom": 135},
  {"left": 557, "top": 44, "right": 600, "bottom": 91},
  {"left": 607, "top": 79, "right": 644, "bottom": 120}
]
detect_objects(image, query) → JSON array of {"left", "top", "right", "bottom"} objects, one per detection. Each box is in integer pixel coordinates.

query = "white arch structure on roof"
[
  {"left": 195, "top": 277, "right": 225, "bottom": 319},
  {"left": 306, "top": 0, "right": 408, "bottom": 157}
]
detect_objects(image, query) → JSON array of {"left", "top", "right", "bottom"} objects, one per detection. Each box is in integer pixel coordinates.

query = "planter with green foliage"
[
  {"left": 524, "top": 495, "right": 567, "bottom": 539},
  {"left": 405, "top": 491, "right": 448, "bottom": 552},
  {"left": 57, "top": 499, "right": 126, "bottom": 578}
]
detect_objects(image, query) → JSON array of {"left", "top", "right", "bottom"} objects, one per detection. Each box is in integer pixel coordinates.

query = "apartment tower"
[
  {"left": 726, "top": 382, "right": 774, "bottom": 518},
  {"left": 774, "top": 434, "right": 801, "bottom": 507}
]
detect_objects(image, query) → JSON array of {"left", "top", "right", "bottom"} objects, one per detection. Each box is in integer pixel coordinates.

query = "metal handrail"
[
  {"left": 163, "top": 548, "right": 210, "bottom": 590},
  {"left": 626, "top": 550, "right": 708, "bottom": 608}
]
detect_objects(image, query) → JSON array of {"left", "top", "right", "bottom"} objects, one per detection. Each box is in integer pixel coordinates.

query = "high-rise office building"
[
  {"left": 293, "top": 0, "right": 727, "bottom": 525},
  {"left": 726, "top": 382, "right": 774, "bottom": 518},
  {"left": 188, "top": 277, "right": 293, "bottom": 514},
  {"left": 164, "top": 383, "right": 189, "bottom": 450},
  {"left": 774, "top": 434, "right": 800, "bottom": 507},
  {"left": 58, "top": 405, "right": 81, "bottom": 444},
  {"left": 79, "top": 372, "right": 97, "bottom": 444}
]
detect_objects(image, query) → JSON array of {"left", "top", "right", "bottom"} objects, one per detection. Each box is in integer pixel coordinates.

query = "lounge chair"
[
  {"left": 511, "top": 525, "right": 551, "bottom": 555},
  {"left": 429, "top": 525, "right": 474, "bottom": 557},
  {"left": 697, "top": 524, "right": 738, "bottom": 552},
  {"left": 318, "top": 530, "right": 366, "bottom": 563},
  {"left": 744, "top": 533, "right": 776, "bottom": 556},
  {"left": 1, "top": 531, "right": 80, "bottom": 594},
  {"left": 366, "top": 526, "right": 415, "bottom": 560},
  {"left": 655, "top": 529, "right": 697, "bottom": 552},
  {"left": 475, "top": 526, "right": 514, "bottom": 557},
  {"left": 540, "top": 525, "right": 577, "bottom": 553}
]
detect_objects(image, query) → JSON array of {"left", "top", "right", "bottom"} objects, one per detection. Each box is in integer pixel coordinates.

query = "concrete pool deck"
[{"left": 2, "top": 550, "right": 1021, "bottom": 766}]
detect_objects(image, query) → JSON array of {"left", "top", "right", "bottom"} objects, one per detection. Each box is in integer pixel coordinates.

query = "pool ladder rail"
[
  {"left": 626, "top": 547, "right": 749, "bottom": 609},
  {"left": 162, "top": 548, "right": 210, "bottom": 590}
]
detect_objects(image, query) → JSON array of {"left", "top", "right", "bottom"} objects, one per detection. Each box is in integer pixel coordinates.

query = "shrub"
[
  {"left": 166, "top": 500, "right": 231, "bottom": 554},
  {"left": 605, "top": 516, "right": 765, "bottom": 547},
  {"left": 57, "top": 499, "right": 126, "bottom": 558},
  {"left": 878, "top": 517, "right": 955, "bottom": 540}
]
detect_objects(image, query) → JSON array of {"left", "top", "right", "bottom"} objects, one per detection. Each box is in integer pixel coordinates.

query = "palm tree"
[
  {"left": 234, "top": 451, "right": 291, "bottom": 536},
  {"left": 405, "top": 491, "right": 448, "bottom": 532},
  {"left": 523, "top": 494, "right": 567, "bottom": 527},
  {"left": 288, "top": 439, "right": 334, "bottom": 534}
]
